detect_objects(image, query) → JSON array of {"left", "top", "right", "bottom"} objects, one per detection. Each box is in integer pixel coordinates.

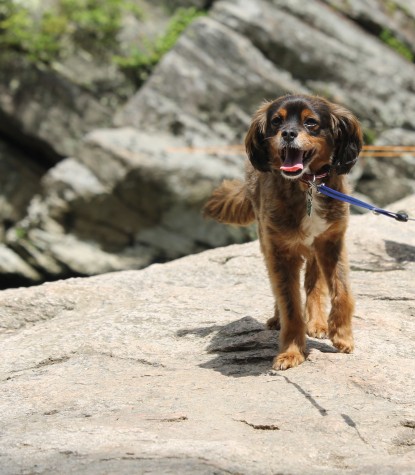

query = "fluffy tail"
[{"left": 203, "top": 180, "right": 255, "bottom": 225}]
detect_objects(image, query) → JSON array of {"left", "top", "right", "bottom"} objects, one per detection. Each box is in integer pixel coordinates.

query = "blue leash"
[{"left": 312, "top": 183, "right": 414, "bottom": 222}]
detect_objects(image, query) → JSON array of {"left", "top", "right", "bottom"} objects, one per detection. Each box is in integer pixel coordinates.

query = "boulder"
[
  {"left": 0, "top": 139, "right": 44, "bottom": 240},
  {"left": 3, "top": 128, "right": 253, "bottom": 286},
  {"left": 322, "top": 0, "right": 415, "bottom": 60},
  {"left": 117, "top": 0, "right": 415, "bottom": 140},
  {"left": 355, "top": 129, "right": 415, "bottom": 206},
  {"left": 0, "top": 195, "right": 414, "bottom": 474},
  {"left": 114, "top": 15, "right": 306, "bottom": 145},
  {"left": 0, "top": 53, "right": 112, "bottom": 162},
  {"left": 0, "top": 0, "right": 178, "bottom": 160}
]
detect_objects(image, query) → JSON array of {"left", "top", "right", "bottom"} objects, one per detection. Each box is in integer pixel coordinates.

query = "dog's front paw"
[
  {"left": 272, "top": 351, "right": 305, "bottom": 370},
  {"left": 306, "top": 322, "right": 328, "bottom": 339},
  {"left": 331, "top": 335, "right": 354, "bottom": 353}
]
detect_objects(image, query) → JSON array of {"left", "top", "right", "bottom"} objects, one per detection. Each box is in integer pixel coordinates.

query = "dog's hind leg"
[
  {"left": 266, "top": 303, "right": 281, "bottom": 330},
  {"left": 304, "top": 255, "right": 329, "bottom": 338}
]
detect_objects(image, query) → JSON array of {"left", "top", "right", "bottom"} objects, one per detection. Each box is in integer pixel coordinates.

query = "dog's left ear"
[{"left": 330, "top": 105, "right": 363, "bottom": 175}]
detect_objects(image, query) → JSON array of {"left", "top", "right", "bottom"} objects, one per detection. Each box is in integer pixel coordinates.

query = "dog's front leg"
[
  {"left": 264, "top": 247, "right": 306, "bottom": 370},
  {"left": 315, "top": 236, "right": 355, "bottom": 353},
  {"left": 305, "top": 255, "right": 329, "bottom": 338}
]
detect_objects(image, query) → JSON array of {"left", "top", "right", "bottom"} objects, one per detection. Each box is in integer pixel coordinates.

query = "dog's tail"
[{"left": 203, "top": 180, "right": 255, "bottom": 226}]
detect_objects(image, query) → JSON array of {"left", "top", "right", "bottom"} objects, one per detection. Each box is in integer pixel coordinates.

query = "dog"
[{"left": 204, "top": 94, "right": 363, "bottom": 370}]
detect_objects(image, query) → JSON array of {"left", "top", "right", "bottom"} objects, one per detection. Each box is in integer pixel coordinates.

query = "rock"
[
  {"left": 3, "top": 129, "right": 253, "bottom": 286},
  {"left": 0, "top": 0, "right": 175, "bottom": 160},
  {"left": 355, "top": 129, "right": 415, "bottom": 206},
  {"left": 375, "top": 128, "right": 415, "bottom": 147},
  {"left": 0, "top": 139, "right": 44, "bottom": 240},
  {"left": 322, "top": 0, "right": 415, "bottom": 60},
  {"left": 0, "top": 53, "right": 112, "bottom": 161},
  {"left": 0, "top": 195, "right": 414, "bottom": 474},
  {"left": 211, "top": 0, "right": 415, "bottom": 131},
  {"left": 117, "top": 0, "right": 415, "bottom": 141},
  {"left": 75, "top": 128, "right": 253, "bottom": 255},
  {"left": 115, "top": 16, "right": 306, "bottom": 145},
  {"left": 0, "top": 244, "right": 41, "bottom": 287}
]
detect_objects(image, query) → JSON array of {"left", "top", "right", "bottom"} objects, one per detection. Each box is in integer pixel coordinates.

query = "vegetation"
[
  {"left": 114, "top": 7, "right": 205, "bottom": 86},
  {"left": 0, "top": 0, "right": 142, "bottom": 62},
  {"left": 0, "top": 1, "right": 204, "bottom": 85},
  {"left": 363, "top": 128, "right": 377, "bottom": 146},
  {"left": 379, "top": 28, "right": 414, "bottom": 62}
]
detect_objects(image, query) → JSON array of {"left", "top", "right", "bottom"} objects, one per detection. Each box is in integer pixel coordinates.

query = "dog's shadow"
[{"left": 177, "top": 316, "right": 336, "bottom": 377}]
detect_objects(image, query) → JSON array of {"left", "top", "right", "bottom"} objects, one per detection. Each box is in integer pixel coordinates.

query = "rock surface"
[
  {"left": 1, "top": 195, "right": 414, "bottom": 474},
  {"left": 118, "top": 0, "right": 415, "bottom": 138},
  {"left": 356, "top": 129, "right": 415, "bottom": 206},
  {"left": 1, "top": 129, "right": 254, "bottom": 286},
  {"left": 322, "top": 0, "right": 415, "bottom": 59}
]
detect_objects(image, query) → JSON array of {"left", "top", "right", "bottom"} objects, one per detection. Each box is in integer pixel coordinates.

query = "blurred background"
[{"left": 0, "top": 0, "right": 414, "bottom": 289}]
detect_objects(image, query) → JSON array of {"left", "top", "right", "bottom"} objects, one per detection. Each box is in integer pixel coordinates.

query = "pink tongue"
[
  {"left": 280, "top": 164, "right": 303, "bottom": 172},
  {"left": 280, "top": 148, "right": 304, "bottom": 172}
]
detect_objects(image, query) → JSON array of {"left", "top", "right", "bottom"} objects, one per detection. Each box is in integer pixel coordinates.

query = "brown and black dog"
[{"left": 204, "top": 94, "right": 363, "bottom": 370}]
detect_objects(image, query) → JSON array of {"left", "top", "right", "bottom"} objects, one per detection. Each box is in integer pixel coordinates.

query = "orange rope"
[
  {"left": 166, "top": 145, "right": 415, "bottom": 157},
  {"left": 363, "top": 145, "right": 415, "bottom": 151},
  {"left": 360, "top": 152, "right": 414, "bottom": 157}
]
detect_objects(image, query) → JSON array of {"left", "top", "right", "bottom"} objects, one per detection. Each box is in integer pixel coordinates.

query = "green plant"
[
  {"left": 363, "top": 128, "right": 377, "bottom": 146},
  {"left": 379, "top": 28, "right": 414, "bottom": 62},
  {"left": 114, "top": 7, "right": 205, "bottom": 85},
  {"left": 384, "top": 1, "right": 398, "bottom": 15},
  {"left": 0, "top": 3, "right": 64, "bottom": 62},
  {"left": 0, "top": 0, "right": 142, "bottom": 63},
  {"left": 60, "top": 0, "right": 134, "bottom": 48},
  {"left": 14, "top": 227, "right": 28, "bottom": 240}
]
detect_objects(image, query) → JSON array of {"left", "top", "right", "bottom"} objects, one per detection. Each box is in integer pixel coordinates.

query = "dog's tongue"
[{"left": 280, "top": 148, "right": 304, "bottom": 172}]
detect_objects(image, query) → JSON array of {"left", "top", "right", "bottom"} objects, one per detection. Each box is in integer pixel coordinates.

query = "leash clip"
[
  {"left": 308, "top": 175, "right": 323, "bottom": 194},
  {"left": 395, "top": 212, "right": 409, "bottom": 222}
]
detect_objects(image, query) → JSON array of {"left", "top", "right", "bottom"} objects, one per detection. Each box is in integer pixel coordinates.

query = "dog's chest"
[{"left": 301, "top": 196, "right": 329, "bottom": 246}]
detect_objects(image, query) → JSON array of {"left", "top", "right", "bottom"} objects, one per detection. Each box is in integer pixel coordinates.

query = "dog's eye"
[
  {"left": 304, "top": 118, "right": 319, "bottom": 129},
  {"left": 271, "top": 116, "right": 283, "bottom": 127}
]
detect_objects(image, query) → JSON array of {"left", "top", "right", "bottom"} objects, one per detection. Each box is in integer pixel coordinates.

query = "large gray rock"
[
  {"left": 117, "top": 0, "right": 415, "bottom": 140},
  {"left": 0, "top": 0, "right": 176, "bottom": 160},
  {"left": 0, "top": 195, "right": 414, "bottom": 474},
  {"left": 0, "top": 139, "right": 44, "bottom": 240},
  {"left": 115, "top": 15, "right": 306, "bottom": 145},
  {"left": 322, "top": 0, "right": 415, "bottom": 60},
  {"left": 3, "top": 128, "right": 253, "bottom": 285},
  {"left": 356, "top": 129, "right": 415, "bottom": 206},
  {"left": 0, "top": 53, "right": 111, "bottom": 161},
  {"left": 212, "top": 0, "right": 415, "bottom": 131}
]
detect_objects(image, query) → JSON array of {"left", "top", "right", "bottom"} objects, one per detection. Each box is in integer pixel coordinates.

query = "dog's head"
[{"left": 245, "top": 94, "right": 363, "bottom": 179}]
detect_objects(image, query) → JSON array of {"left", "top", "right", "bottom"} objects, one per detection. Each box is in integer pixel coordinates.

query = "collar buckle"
[{"left": 300, "top": 166, "right": 330, "bottom": 188}]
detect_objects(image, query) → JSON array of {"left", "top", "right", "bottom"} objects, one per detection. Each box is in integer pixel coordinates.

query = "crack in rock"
[
  {"left": 401, "top": 420, "right": 415, "bottom": 429},
  {"left": 36, "top": 356, "right": 71, "bottom": 368},
  {"left": 239, "top": 419, "right": 280, "bottom": 431}
]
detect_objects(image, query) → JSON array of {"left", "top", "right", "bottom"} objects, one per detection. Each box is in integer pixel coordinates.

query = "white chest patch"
[{"left": 301, "top": 194, "right": 329, "bottom": 247}]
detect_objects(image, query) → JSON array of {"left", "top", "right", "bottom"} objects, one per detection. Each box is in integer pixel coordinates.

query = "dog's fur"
[{"left": 204, "top": 94, "right": 363, "bottom": 370}]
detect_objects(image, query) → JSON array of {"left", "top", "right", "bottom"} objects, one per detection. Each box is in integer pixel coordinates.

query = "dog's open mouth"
[{"left": 280, "top": 148, "right": 314, "bottom": 177}]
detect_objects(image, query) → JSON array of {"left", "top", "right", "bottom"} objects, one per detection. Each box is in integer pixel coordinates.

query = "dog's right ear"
[{"left": 245, "top": 102, "right": 271, "bottom": 172}]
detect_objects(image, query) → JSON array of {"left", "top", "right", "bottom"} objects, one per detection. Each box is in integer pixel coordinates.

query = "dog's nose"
[{"left": 282, "top": 129, "right": 298, "bottom": 142}]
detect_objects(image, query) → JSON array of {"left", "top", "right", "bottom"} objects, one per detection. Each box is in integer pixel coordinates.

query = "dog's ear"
[
  {"left": 330, "top": 105, "right": 363, "bottom": 175},
  {"left": 245, "top": 102, "right": 271, "bottom": 172}
]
